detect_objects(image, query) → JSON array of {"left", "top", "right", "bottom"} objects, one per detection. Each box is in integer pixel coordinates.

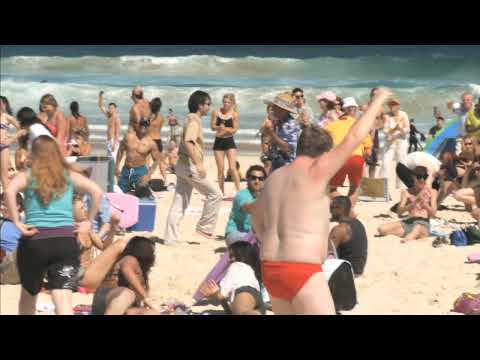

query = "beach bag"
[
  {"left": 324, "top": 259, "right": 357, "bottom": 311},
  {"left": 452, "top": 293, "right": 480, "bottom": 315},
  {"left": 449, "top": 230, "right": 468, "bottom": 246},
  {"left": 464, "top": 226, "right": 480, "bottom": 245}
]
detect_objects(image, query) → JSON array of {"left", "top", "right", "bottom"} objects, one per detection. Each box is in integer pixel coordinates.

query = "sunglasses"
[
  {"left": 249, "top": 175, "right": 265, "bottom": 182},
  {"left": 414, "top": 175, "right": 428, "bottom": 180}
]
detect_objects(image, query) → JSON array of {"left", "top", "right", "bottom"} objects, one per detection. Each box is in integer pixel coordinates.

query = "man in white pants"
[{"left": 164, "top": 91, "right": 222, "bottom": 245}]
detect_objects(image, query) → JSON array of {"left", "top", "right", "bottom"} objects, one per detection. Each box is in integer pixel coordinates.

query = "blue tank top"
[{"left": 24, "top": 170, "right": 74, "bottom": 228}]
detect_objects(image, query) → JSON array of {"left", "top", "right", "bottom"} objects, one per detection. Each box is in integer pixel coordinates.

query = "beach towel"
[{"left": 104, "top": 193, "right": 139, "bottom": 229}]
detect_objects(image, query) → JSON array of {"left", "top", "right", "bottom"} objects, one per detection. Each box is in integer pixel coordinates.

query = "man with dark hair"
[
  {"left": 428, "top": 116, "right": 444, "bottom": 140},
  {"left": 253, "top": 88, "right": 391, "bottom": 314},
  {"left": 129, "top": 85, "right": 151, "bottom": 131},
  {"left": 164, "top": 91, "right": 222, "bottom": 244},
  {"left": 115, "top": 115, "right": 162, "bottom": 194},
  {"left": 291, "top": 88, "right": 314, "bottom": 127},
  {"left": 225, "top": 165, "right": 267, "bottom": 245},
  {"left": 1, "top": 192, "right": 24, "bottom": 284},
  {"left": 329, "top": 196, "right": 368, "bottom": 277}
]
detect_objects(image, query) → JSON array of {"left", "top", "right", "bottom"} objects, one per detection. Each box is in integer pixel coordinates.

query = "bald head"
[{"left": 462, "top": 92, "right": 474, "bottom": 111}]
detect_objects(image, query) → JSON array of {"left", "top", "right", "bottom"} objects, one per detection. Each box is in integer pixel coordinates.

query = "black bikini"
[{"left": 213, "top": 115, "right": 236, "bottom": 151}]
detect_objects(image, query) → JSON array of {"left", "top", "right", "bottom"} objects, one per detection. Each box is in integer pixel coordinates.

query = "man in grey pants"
[{"left": 164, "top": 91, "right": 223, "bottom": 245}]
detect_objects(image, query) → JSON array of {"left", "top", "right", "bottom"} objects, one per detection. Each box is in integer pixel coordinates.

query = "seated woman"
[
  {"left": 199, "top": 241, "right": 266, "bottom": 315},
  {"left": 377, "top": 166, "right": 437, "bottom": 243},
  {"left": 69, "top": 129, "right": 91, "bottom": 157},
  {"left": 91, "top": 236, "right": 156, "bottom": 315},
  {"left": 437, "top": 151, "right": 474, "bottom": 206},
  {"left": 451, "top": 156, "right": 480, "bottom": 211},
  {"left": 73, "top": 196, "right": 112, "bottom": 270}
]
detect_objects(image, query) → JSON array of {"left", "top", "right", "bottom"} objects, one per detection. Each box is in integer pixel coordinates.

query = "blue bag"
[{"left": 449, "top": 230, "right": 468, "bottom": 246}]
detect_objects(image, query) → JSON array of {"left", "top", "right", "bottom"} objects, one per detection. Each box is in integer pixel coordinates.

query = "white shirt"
[
  {"left": 403, "top": 151, "right": 441, "bottom": 173},
  {"left": 28, "top": 123, "right": 54, "bottom": 149},
  {"left": 219, "top": 262, "right": 260, "bottom": 304}
]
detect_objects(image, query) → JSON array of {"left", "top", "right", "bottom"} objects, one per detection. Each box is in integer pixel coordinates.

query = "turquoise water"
[{"left": 1, "top": 45, "right": 479, "bottom": 144}]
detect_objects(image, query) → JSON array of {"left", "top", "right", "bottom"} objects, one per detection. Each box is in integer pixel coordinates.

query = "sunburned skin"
[{"left": 252, "top": 88, "right": 392, "bottom": 314}]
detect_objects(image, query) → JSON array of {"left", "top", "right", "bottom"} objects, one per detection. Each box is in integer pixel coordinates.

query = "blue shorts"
[{"left": 118, "top": 165, "right": 148, "bottom": 193}]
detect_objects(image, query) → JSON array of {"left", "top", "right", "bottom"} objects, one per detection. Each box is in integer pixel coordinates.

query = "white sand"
[{"left": 1, "top": 154, "right": 479, "bottom": 315}]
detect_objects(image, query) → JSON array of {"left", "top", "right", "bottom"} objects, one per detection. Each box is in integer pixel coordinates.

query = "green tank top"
[{"left": 24, "top": 170, "right": 74, "bottom": 228}]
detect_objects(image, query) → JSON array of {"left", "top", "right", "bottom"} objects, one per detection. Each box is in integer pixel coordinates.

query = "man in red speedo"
[
  {"left": 325, "top": 97, "right": 373, "bottom": 214},
  {"left": 252, "top": 89, "right": 392, "bottom": 315}
]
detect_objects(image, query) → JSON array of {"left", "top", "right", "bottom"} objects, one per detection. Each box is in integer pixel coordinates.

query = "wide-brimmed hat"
[
  {"left": 342, "top": 97, "right": 358, "bottom": 109},
  {"left": 263, "top": 92, "right": 298, "bottom": 114},
  {"left": 388, "top": 98, "right": 401, "bottom": 106},
  {"left": 316, "top": 91, "right": 337, "bottom": 103}
]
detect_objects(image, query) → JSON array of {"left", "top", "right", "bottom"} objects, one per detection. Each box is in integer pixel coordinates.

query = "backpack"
[
  {"left": 453, "top": 293, "right": 480, "bottom": 315},
  {"left": 449, "top": 230, "right": 468, "bottom": 246},
  {"left": 324, "top": 259, "right": 357, "bottom": 311}
]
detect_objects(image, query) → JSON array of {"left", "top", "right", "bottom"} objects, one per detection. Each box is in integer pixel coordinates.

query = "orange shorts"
[
  {"left": 330, "top": 155, "right": 364, "bottom": 188},
  {"left": 261, "top": 261, "right": 323, "bottom": 302}
]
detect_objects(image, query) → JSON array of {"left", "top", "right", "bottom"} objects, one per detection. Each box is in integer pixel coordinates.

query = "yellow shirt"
[
  {"left": 324, "top": 116, "right": 372, "bottom": 157},
  {"left": 465, "top": 110, "right": 480, "bottom": 140}
]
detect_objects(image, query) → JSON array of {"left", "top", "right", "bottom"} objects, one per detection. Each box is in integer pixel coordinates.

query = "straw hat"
[{"left": 263, "top": 92, "right": 298, "bottom": 114}]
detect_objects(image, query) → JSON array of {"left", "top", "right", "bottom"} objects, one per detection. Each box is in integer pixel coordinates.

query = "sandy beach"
[{"left": 1, "top": 153, "right": 479, "bottom": 315}]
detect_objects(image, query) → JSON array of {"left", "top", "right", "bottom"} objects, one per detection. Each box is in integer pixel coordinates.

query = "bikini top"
[
  {"left": 216, "top": 116, "right": 234, "bottom": 128},
  {"left": 407, "top": 187, "right": 431, "bottom": 210},
  {"left": 0, "top": 123, "right": 8, "bottom": 130}
]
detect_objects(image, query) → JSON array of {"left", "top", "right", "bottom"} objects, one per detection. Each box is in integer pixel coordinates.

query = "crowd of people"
[{"left": 1, "top": 83, "right": 479, "bottom": 315}]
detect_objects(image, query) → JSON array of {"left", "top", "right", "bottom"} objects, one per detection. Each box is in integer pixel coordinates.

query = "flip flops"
[{"left": 196, "top": 228, "right": 215, "bottom": 239}]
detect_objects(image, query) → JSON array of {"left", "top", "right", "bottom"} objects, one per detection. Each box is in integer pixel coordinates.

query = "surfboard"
[{"left": 424, "top": 118, "right": 462, "bottom": 156}]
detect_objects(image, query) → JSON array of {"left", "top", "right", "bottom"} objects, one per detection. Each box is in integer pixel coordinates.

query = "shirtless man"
[
  {"left": 129, "top": 86, "right": 151, "bottom": 132},
  {"left": 99, "top": 91, "right": 122, "bottom": 161},
  {"left": 252, "top": 88, "right": 391, "bottom": 315},
  {"left": 115, "top": 118, "right": 161, "bottom": 194}
]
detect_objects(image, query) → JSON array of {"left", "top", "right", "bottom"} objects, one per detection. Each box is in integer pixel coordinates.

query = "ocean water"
[{"left": 1, "top": 45, "right": 479, "bottom": 146}]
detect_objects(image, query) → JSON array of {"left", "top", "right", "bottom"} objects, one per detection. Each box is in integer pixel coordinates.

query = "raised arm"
[
  {"left": 311, "top": 88, "right": 392, "bottom": 181},
  {"left": 6, "top": 114, "right": 20, "bottom": 130},
  {"left": 396, "top": 190, "right": 411, "bottom": 216},
  {"left": 98, "top": 91, "right": 107, "bottom": 115}
]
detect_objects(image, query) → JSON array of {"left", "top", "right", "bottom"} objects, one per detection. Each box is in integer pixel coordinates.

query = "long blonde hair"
[
  {"left": 223, "top": 93, "right": 238, "bottom": 113},
  {"left": 30, "top": 136, "right": 70, "bottom": 207}
]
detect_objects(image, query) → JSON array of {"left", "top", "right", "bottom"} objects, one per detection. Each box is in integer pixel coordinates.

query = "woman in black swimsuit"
[{"left": 211, "top": 94, "right": 241, "bottom": 195}]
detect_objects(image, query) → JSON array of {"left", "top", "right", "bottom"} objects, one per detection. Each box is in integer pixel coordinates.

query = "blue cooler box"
[{"left": 128, "top": 198, "right": 156, "bottom": 232}]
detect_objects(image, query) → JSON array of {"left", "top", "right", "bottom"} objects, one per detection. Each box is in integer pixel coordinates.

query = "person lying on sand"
[
  {"left": 91, "top": 236, "right": 156, "bottom": 315},
  {"left": 377, "top": 166, "right": 437, "bottom": 243}
]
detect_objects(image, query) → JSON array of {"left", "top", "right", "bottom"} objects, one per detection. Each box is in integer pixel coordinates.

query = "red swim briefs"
[
  {"left": 330, "top": 155, "right": 364, "bottom": 188},
  {"left": 261, "top": 261, "right": 323, "bottom": 302}
]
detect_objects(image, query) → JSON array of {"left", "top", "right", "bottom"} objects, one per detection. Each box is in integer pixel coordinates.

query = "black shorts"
[
  {"left": 213, "top": 137, "right": 236, "bottom": 151},
  {"left": 235, "top": 286, "right": 267, "bottom": 315},
  {"left": 17, "top": 235, "right": 81, "bottom": 296},
  {"left": 154, "top": 139, "right": 163, "bottom": 152},
  {"left": 365, "top": 147, "right": 378, "bottom": 166}
]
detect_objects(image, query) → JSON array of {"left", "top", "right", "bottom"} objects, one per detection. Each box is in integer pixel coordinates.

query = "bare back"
[
  {"left": 147, "top": 114, "right": 164, "bottom": 140},
  {"left": 129, "top": 100, "right": 151, "bottom": 130},
  {"left": 254, "top": 161, "right": 331, "bottom": 264}
]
